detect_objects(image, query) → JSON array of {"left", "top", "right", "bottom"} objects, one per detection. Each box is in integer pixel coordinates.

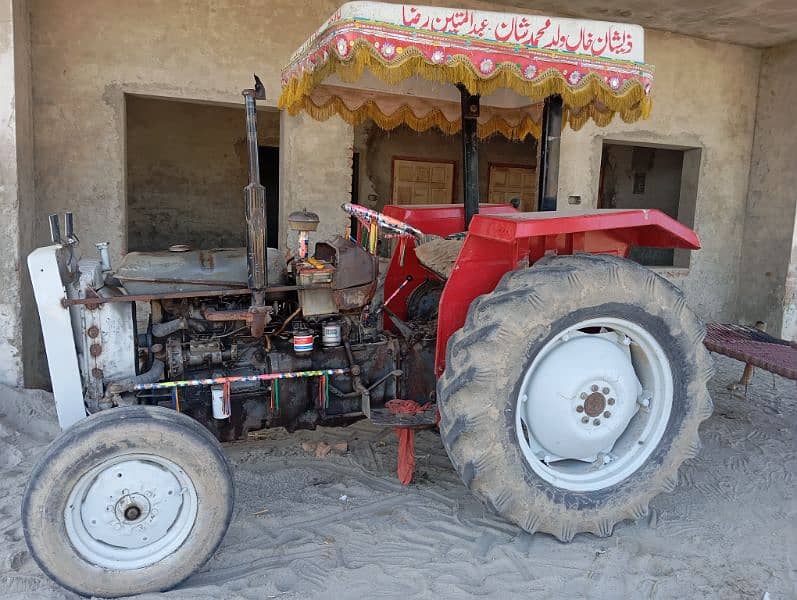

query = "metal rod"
[
  {"left": 132, "top": 367, "right": 349, "bottom": 391},
  {"left": 458, "top": 85, "right": 480, "bottom": 229},
  {"left": 116, "top": 276, "right": 249, "bottom": 288},
  {"left": 537, "top": 95, "right": 563, "bottom": 211},
  {"left": 48, "top": 214, "right": 61, "bottom": 244}
]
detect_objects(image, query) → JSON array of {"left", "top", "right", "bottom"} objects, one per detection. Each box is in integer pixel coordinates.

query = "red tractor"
[{"left": 23, "top": 3, "right": 712, "bottom": 597}]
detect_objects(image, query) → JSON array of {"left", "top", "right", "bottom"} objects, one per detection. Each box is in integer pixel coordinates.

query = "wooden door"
[
  {"left": 487, "top": 164, "right": 536, "bottom": 208},
  {"left": 392, "top": 158, "right": 455, "bottom": 204}
]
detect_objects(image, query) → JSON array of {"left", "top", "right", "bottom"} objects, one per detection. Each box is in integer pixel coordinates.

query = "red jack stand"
[{"left": 385, "top": 399, "right": 436, "bottom": 485}]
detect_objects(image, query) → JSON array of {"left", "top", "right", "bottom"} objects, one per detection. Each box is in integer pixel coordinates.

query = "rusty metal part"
[
  {"left": 242, "top": 76, "right": 269, "bottom": 342},
  {"left": 584, "top": 392, "right": 606, "bottom": 417},
  {"left": 111, "top": 275, "right": 248, "bottom": 288},
  {"left": 61, "top": 284, "right": 324, "bottom": 307},
  {"left": 91, "top": 368, "right": 103, "bottom": 379},
  {"left": 329, "top": 369, "right": 403, "bottom": 399},
  {"left": 89, "top": 343, "right": 103, "bottom": 358},
  {"left": 344, "top": 340, "right": 370, "bottom": 417},
  {"left": 87, "top": 325, "right": 100, "bottom": 339},
  {"left": 202, "top": 306, "right": 273, "bottom": 324},
  {"left": 165, "top": 336, "right": 184, "bottom": 378},
  {"left": 332, "top": 281, "right": 377, "bottom": 312},
  {"left": 249, "top": 293, "right": 269, "bottom": 338},
  {"left": 273, "top": 307, "right": 302, "bottom": 337},
  {"left": 150, "top": 343, "right": 167, "bottom": 362}
]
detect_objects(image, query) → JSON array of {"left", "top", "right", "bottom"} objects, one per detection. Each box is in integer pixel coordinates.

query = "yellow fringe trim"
[
  {"left": 293, "top": 94, "right": 542, "bottom": 140},
  {"left": 292, "top": 92, "right": 650, "bottom": 140},
  {"left": 279, "top": 41, "right": 653, "bottom": 125}
]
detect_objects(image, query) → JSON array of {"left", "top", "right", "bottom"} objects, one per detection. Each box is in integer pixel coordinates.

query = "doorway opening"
[
  {"left": 599, "top": 142, "right": 701, "bottom": 268},
  {"left": 126, "top": 95, "right": 280, "bottom": 252}
]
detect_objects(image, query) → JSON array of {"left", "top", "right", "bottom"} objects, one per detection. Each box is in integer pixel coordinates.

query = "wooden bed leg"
[{"left": 728, "top": 321, "right": 766, "bottom": 393}]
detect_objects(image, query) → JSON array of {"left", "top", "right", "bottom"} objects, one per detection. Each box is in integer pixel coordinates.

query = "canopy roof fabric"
[{"left": 279, "top": 2, "right": 654, "bottom": 140}]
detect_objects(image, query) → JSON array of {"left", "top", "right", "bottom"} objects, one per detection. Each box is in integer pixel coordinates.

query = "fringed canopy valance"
[{"left": 279, "top": 2, "right": 654, "bottom": 140}]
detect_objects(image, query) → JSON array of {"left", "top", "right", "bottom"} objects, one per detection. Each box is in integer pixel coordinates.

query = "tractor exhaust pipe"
[{"left": 242, "top": 75, "right": 269, "bottom": 336}]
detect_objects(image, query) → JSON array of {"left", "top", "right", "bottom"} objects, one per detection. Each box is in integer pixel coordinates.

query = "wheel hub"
[
  {"left": 115, "top": 492, "right": 151, "bottom": 524},
  {"left": 65, "top": 455, "right": 198, "bottom": 570},
  {"left": 520, "top": 333, "right": 642, "bottom": 463},
  {"left": 583, "top": 391, "right": 607, "bottom": 417},
  {"left": 515, "top": 317, "right": 673, "bottom": 492}
]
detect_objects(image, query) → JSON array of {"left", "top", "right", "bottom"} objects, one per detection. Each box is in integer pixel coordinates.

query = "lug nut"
[
  {"left": 602, "top": 387, "right": 610, "bottom": 394},
  {"left": 576, "top": 405, "right": 584, "bottom": 413},
  {"left": 603, "top": 411, "right": 611, "bottom": 418},
  {"left": 580, "top": 392, "right": 587, "bottom": 399},
  {"left": 591, "top": 385, "right": 598, "bottom": 392},
  {"left": 581, "top": 416, "right": 589, "bottom": 424},
  {"left": 593, "top": 418, "right": 601, "bottom": 426},
  {"left": 608, "top": 397, "right": 615, "bottom": 405}
]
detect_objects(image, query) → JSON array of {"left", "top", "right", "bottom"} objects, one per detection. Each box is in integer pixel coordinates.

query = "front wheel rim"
[
  {"left": 515, "top": 317, "right": 673, "bottom": 492},
  {"left": 64, "top": 453, "right": 198, "bottom": 570}
]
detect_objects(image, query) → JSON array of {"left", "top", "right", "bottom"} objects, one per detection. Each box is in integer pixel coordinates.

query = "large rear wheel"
[
  {"left": 438, "top": 254, "right": 713, "bottom": 540},
  {"left": 23, "top": 405, "right": 234, "bottom": 597}
]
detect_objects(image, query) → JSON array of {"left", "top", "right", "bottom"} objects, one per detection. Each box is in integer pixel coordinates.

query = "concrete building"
[{"left": 1, "top": 0, "right": 795, "bottom": 388}]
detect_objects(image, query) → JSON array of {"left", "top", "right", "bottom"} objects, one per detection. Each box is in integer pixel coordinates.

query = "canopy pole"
[
  {"left": 537, "top": 95, "right": 563, "bottom": 211},
  {"left": 458, "top": 84, "right": 480, "bottom": 229}
]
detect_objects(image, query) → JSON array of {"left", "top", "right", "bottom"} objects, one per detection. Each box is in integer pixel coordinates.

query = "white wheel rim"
[
  {"left": 64, "top": 453, "right": 198, "bottom": 570},
  {"left": 515, "top": 317, "right": 673, "bottom": 492}
]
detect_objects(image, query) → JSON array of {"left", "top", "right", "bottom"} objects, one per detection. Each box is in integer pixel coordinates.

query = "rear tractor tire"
[
  {"left": 22, "top": 405, "right": 234, "bottom": 597},
  {"left": 438, "top": 254, "right": 713, "bottom": 541}
]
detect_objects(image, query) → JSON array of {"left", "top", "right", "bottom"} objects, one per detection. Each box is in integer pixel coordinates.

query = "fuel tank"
[{"left": 115, "top": 247, "right": 286, "bottom": 294}]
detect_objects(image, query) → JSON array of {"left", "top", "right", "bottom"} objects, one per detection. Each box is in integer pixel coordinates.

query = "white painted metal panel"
[{"left": 28, "top": 245, "right": 86, "bottom": 429}]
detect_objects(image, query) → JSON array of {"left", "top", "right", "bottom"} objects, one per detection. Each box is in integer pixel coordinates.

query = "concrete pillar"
[
  {"left": 0, "top": 0, "right": 35, "bottom": 386},
  {"left": 279, "top": 111, "right": 353, "bottom": 252},
  {"left": 736, "top": 41, "right": 797, "bottom": 339},
  {"left": 782, "top": 212, "right": 797, "bottom": 340}
]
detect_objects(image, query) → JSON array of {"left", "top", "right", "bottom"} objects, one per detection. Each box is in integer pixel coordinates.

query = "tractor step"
[{"left": 369, "top": 405, "right": 438, "bottom": 428}]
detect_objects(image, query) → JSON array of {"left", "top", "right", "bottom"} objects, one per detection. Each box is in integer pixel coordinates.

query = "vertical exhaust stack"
[{"left": 243, "top": 75, "right": 269, "bottom": 337}]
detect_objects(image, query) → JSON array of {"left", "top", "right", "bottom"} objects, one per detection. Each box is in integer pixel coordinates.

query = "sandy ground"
[{"left": 0, "top": 354, "right": 795, "bottom": 599}]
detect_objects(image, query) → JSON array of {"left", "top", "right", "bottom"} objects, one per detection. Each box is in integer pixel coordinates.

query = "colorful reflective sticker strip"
[{"left": 132, "top": 368, "right": 350, "bottom": 391}]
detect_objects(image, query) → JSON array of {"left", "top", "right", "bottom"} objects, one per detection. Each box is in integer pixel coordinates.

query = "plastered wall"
[
  {"left": 736, "top": 41, "right": 797, "bottom": 339},
  {"left": 0, "top": 0, "right": 35, "bottom": 387},
  {"left": 557, "top": 32, "right": 761, "bottom": 321}
]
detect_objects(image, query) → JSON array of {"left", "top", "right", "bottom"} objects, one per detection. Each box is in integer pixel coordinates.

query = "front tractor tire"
[
  {"left": 438, "top": 254, "right": 713, "bottom": 541},
  {"left": 22, "top": 405, "right": 234, "bottom": 597}
]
